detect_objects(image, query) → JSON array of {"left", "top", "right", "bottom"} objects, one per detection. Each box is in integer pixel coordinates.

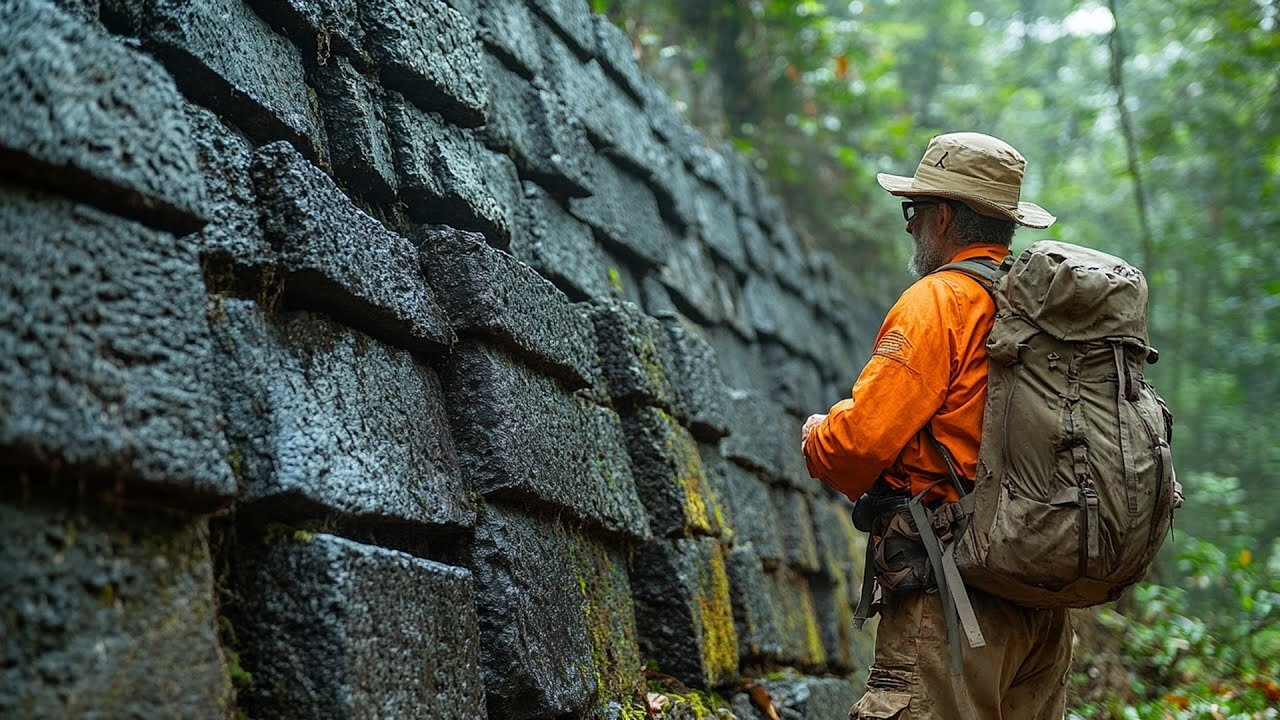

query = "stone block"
[
  {"left": 684, "top": 136, "right": 734, "bottom": 200},
  {"left": 509, "top": 181, "right": 612, "bottom": 301},
  {"left": 764, "top": 567, "right": 827, "bottom": 668},
  {"left": 386, "top": 94, "right": 516, "bottom": 242},
  {"left": 526, "top": 0, "right": 594, "bottom": 56},
  {"left": 693, "top": 182, "right": 747, "bottom": 270},
  {"left": 230, "top": 531, "right": 485, "bottom": 719},
  {"left": 0, "top": 187, "right": 234, "bottom": 500},
  {"left": 417, "top": 225, "right": 600, "bottom": 390},
  {"left": 359, "top": 0, "right": 487, "bottom": 127},
  {"left": 644, "top": 140, "right": 698, "bottom": 229},
  {"left": 249, "top": 0, "right": 364, "bottom": 63},
  {"left": 811, "top": 573, "right": 859, "bottom": 673},
  {"left": 447, "top": 0, "right": 542, "bottom": 76},
  {"left": 721, "top": 390, "right": 809, "bottom": 487},
  {"left": 810, "top": 495, "right": 866, "bottom": 588},
  {"left": 658, "top": 233, "right": 728, "bottom": 325},
  {"left": 658, "top": 314, "right": 731, "bottom": 441},
  {"left": 310, "top": 54, "right": 398, "bottom": 203},
  {"left": 182, "top": 101, "right": 275, "bottom": 269},
  {"left": 703, "top": 325, "right": 769, "bottom": 393},
  {"left": 738, "top": 215, "right": 775, "bottom": 277},
  {"left": 590, "top": 299, "right": 674, "bottom": 410},
  {"left": 763, "top": 342, "right": 828, "bottom": 417},
  {"left": 48, "top": 0, "right": 97, "bottom": 20},
  {"left": 772, "top": 487, "right": 821, "bottom": 574},
  {"left": 742, "top": 274, "right": 825, "bottom": 363},
  {"left": 0, "top": 0, "right": 207, "bottom": 233},
  {"left": 622, "top": 407, "right": 724, "bottom": 539},
  {"left": 756, "top": 671, "right": 861, "bottom": 720},
  {"left": 569, "top": 154, "right": 670, "bottom": 268},
  {"left": 0, "top": 498, "right": 230, "bottom": 718},
  {"left": 705, "top": 450, "right": 783, "bottom": 567},
  {"left": 725, "top": 544, "right": 783, "bottom": 662},
  {"left": 101, "top": 0, "right": 327, "bottom": 163},
  {"left": 252, "top": 142, "right": 455, "bottom": 355},
  {"left": 438, "top": 343, "right": 650, "bottom": 542},
  {"left": 454, "top": 504, "right": 641, "bottom": 719},
  {"left": 479, "top": 54, "right": 593, "bottom": 196},
  {"left": 631, "top": 536, "right": 739, "bottom": 688},
  {"left": 719, "top": 145, "right": 756, "bottom": 217},
  {"left": 209, "top": 300, "right": 474, "bottom": 529},
  {"left": 591, "top": 13, "right": 644, "bottom": 103}
]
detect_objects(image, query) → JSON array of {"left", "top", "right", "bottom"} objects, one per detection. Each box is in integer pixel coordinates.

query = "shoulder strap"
[{"left": 931, "top": 256, "right": 1009, "bottom": 296}]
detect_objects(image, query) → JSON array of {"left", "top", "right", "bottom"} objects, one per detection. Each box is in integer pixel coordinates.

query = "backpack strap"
[{"left": 931, "top": 256, "right": 1009, "bottom": 298}]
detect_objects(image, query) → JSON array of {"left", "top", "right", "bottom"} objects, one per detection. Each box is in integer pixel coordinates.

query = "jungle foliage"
[{"left": 593, "top": 1, "right": 1280, "bottom": 716}]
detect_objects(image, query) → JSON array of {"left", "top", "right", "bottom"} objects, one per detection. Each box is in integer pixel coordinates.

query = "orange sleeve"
[{"left": 804, "top": 277, "right": 961, "bottom": 501}]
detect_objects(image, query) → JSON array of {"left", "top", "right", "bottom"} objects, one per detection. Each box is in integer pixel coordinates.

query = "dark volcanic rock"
[
  {"left": 231, "top": 532, "right": 486, "bottom": 720},
  {"left": 756, "top": 671, "right": 861, "bottom": 720},
  {"left": 446, "top": 0, "right": 542, "bottom": 76},
  {"left": 101, "top": 0, "right": 327, "bottom": 162},
  {"left": 764, "top": 567, "right": 827, "bottom": 668},
  {"left": 658, "top": 233, "right": 727, "bottom": 326},
  {"left": 725, "top": 544, "right": 783, "bottom": 662},
  {"left": 591, "top": 12, "right": 645, "bottom": 103},
  {"left": 182, "top": 102, "right": 275, "bottom": 268},
  {"left": 385, "top": 94, "right": 516, "bottom": 242},
  {"left": 509, "top": 181, "right": 612, "bottom": 300},
  {"left": 772, "top": 486, "right": 821, "bottom": 575},
  {"left": 703, "top": 325, "right": 769, "bottom": 393},
  {"left": 764, "top": 340, "right": 828, "bottom": 416},
  {"left": 453, "top": 504, "right": 641, "bottom": 720},
  {"left": 631, "top": 537, "right": 739, "bottom": 688},
  {"left": 658, "top": 314, "right": 731, "bottom": 441},
  {"left": 252, "top": 141, "right": 454, "bottom": 355},
  {"left": 621, "top": 407, "right": 724, "bottom": 539},
  {"left": 310, "top": 55, "right": 398, "bottom": 203},
  {"left": 693, "top": 182, "right": 747, "bottom": 271},
  {"left": 358, "top": 0, "right": 487, "bottom": 126},
  {"left": 811, "top": 572, "right": 859, "bottom": 673},
  {"left": 249, "top": 0, "right": 364, "bottom": 63},
  {"left": 417, "top": 226, "right": 600, "bottom": 390},
  {"left": 0, "top": 499, "right": 230, "bottom": 718},
  {"left": 209, "top": 300, "right": 474, "bottom": 529},
  {"left": 706, "top": 450, "right": 783, "bottom": 568},
  {"left": 438, "top": 343, "right": 650, "bottom": 542},
  {"left": 479, "top": 53, "right": 593, "bottom": 196},
  {"left": 0, "top": 186, "right": 234, "bottom": 500},
  {"left": 721, "top": 390, "right": 809, "bottom": 487},
  {"left": 590, "top": 300, "right": 675, "bottom": 410},
  {"left": 526, "top": 0, "right": 594, "bottom": 56},
  {"left": 569, "top": 154, "right": 670, "bottom": 268},
  {"left": 0, "top": 0, "right": 207, "bottom": 233}
]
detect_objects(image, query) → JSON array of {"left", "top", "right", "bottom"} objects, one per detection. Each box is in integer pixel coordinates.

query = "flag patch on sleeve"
[{"left": 874, "top": 330, "right": 913, "bottom": 363}]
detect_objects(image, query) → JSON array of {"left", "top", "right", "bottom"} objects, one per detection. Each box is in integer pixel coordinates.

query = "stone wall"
[{"left": 0, "top": 0, "right": 882, "bottom": 717}]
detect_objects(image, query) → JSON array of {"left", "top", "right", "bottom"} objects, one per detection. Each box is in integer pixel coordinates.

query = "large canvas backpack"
[{"left": 878, "top": 241, "right": 1185, "bottom": 674}]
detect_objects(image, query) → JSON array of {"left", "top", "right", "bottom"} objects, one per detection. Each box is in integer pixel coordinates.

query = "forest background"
[{"left": 591, "top": 0, "right": 1280, "bottom": 717}]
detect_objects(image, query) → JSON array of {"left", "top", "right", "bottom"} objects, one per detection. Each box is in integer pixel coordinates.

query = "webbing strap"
[
  {"left": 1112, "top": 343, "right": 1140, "bottom": 516},
  {"left": 852, "top": 533, "right": 878, "bottom": 631},
  {"left": 908, "top": 496, "right": 962, "bottom": 674}
]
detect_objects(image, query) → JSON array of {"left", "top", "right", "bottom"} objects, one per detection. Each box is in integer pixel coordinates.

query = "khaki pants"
[{"left": 849, "top": 588, "right": 1073, "bottom": 720}]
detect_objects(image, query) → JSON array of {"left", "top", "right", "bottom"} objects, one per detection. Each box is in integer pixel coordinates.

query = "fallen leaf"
[{"left": 745, "top": 683, "right": 782, "bottom": 720}]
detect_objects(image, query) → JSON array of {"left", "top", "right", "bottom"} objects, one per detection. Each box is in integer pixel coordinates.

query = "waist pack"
[{"left": 853, "top": 241, "right": 1183, "bottom": 673}]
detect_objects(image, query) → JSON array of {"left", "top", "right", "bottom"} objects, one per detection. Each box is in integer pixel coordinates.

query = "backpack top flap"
[{"left": 1005, "top": 240, "right": 1149, "bottom": 342}]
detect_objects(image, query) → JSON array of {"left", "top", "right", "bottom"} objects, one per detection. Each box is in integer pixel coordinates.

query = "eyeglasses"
[{"left": 902, "top": 200, "right": 941, "bottom": 222}]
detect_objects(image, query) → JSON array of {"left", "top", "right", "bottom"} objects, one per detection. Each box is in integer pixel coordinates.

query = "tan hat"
[{"left": 877, "top": 132, "right": 1056, "bottom": 229}]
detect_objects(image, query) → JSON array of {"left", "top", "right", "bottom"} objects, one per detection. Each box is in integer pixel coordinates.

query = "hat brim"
[{"left": 877, "top": 172, "right": 1056, "bottom": 229}]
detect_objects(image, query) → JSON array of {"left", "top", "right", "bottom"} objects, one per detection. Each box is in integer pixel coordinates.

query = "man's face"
[{"left": 907, "top": 202, "right": 946, "bottom": 278}]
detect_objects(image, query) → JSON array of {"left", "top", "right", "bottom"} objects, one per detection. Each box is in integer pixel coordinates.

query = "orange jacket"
[{"left": 804, "top": 243, "right": 1011, "bottom": 505}]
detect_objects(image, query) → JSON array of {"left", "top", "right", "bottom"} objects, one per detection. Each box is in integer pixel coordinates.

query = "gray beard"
[{"left": 908, "top": 231, "right": 946, "bottom": 278}]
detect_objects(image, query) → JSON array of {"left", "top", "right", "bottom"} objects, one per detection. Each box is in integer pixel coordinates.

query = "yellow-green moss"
[
  {"left": 292, "top": 529, "right": 314, "bottom": 543},
  {"left": 694, "top": 544, "right": 739, "bottom": 684},
  {"left": 608, "top": 266, "right": 625, "bottom": 295}
]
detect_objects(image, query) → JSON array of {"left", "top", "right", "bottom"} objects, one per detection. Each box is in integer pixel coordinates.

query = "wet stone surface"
[
  {"left": 209, "top": 300, "right": 474, "bottom": 529},
  {"left": 310, "top": 54, "right": 398, "bottom": 203},
  {"left": 102, "top": 0, "right": 327, "bottom": 163},
  {"left": 0, "top": 498, "right": 230, "bottom": 719},
  {"left": 725, "top": 544, "right": 784, "bottom": 663},
  {"left": 508, "top": 180, "right": 612, "bottom": 301},
  {"left": 358, "top": 0, "right": 487, "bottom": 127},
  {"left": 252, "top": 141, "right": 455, "bottom": 355},
  {"left": 250, "top": 0, "right": 365, "bottom": 63},
  {"left": 230, "top": 532, "right": 486, "bottom": 720},
  {"left": 621, "top": 406, "right": 723, "bottom": 539},
  {"left": 0, "top": 0, "right": 207, "bottom": 232},
  {"left": 417, "top": 225, "right": 600, "bottom": 390},
  {"left": 438, "top": 343, "right": 650, "bottom": 542},
  {"left": 0, "top": 186, "right": 234, "bottom": 500}
]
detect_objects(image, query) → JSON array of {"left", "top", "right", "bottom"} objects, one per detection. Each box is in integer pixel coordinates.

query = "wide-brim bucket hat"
[{"left": 877, "top": 132, "right": 1056, "bottom": 229}]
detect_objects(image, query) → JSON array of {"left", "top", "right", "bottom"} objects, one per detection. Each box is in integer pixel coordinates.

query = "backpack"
[{"left": 854, "top": 240, "right": 1184, "bottom": 675}]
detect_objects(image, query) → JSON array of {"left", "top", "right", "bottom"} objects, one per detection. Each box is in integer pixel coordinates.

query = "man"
[{"left": 801, "top": 132, "right": 1073, "bottom": 720}]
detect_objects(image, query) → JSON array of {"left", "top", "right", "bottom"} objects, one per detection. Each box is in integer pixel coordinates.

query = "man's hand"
[{"left": 801, "top": 413, "right": 827, "bottom": 452}]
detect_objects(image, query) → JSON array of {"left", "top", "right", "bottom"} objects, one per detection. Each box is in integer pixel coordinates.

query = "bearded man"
[{"left": 801, "top": 132, "right": 1073, "bottom": 720}]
